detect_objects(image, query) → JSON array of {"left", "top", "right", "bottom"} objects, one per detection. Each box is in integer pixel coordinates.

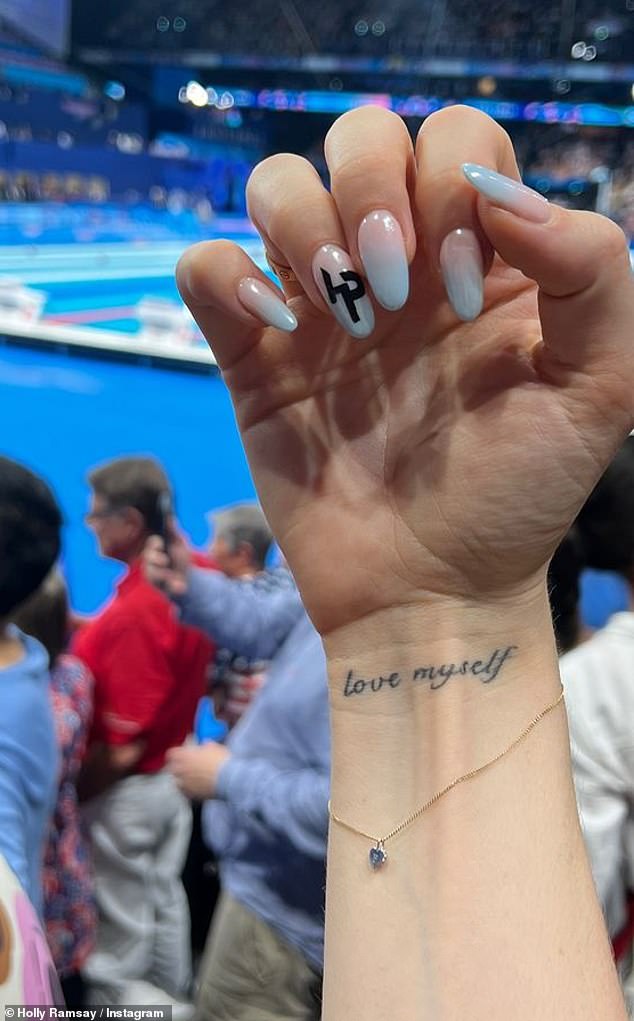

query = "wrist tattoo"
[{"left": 342, "top": 645, "right": 518, "bottom": 698}]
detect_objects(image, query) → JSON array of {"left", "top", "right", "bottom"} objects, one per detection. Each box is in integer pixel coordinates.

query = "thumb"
[{"left": 465, "top": 164, "right": 634, "bottom": 418}]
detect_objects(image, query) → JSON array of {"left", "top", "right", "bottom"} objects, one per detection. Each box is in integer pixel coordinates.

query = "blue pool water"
[
  {"left": 0, "top": 203, "right": 264, "bottom": 335},
  {"left": 0, "top": 207, "right": 269, "bottom": 613},
  {"left": 0, "top": 342, "right": 256, "bottom": 613}
]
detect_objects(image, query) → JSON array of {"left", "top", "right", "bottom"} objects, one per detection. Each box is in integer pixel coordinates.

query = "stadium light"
[
  {"left": 185, "top": 81, "right": 209, "bottom": 107},
  {"left": 104, "top": 81, "right": 126, "bottom": 102},
  {"left": 477, "top": 75, "right": 497, "bottom": 97}
]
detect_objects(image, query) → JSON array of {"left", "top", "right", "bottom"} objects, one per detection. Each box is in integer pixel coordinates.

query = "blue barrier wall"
[
  {"left": 0, "top": 139, "right": 252, "bottom": 210},
  {"left": 1, "top": 140, "right": 206, "bottom": 194},
  {"left": 0, "top": 343, "right": 256, "bottom": 613},
  {"left": 0, "top": 92, "right": 147, "bottom": 140}
]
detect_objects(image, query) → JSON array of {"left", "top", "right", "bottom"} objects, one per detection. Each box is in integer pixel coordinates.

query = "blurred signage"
[
  {"left": 0, "top": 0, "right": 70, "bottom": 57},
  {"left": 173, "top": 77, "right": 634, "bottom": 128}
]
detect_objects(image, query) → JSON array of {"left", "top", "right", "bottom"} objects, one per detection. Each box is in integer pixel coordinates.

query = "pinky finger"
[{"left": 176, "top": 240, "right": 297, "bottom": 370}]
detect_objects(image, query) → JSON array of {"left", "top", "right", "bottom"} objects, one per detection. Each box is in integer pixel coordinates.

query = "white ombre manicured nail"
[
  {"left": 462, "top": 163, "right": 551, "bottom": 224},
  {"left": 357, "top": 210, "right": 409, "bottom": 311},
  {"left": 237, "top": 277, "right": 298, "bottom": 332},
  {"left": 439, "top": 228, "right": 484, "bottom": 322},
  {"left": 312, "top": 244, "right": 375, "bottom": 339}
]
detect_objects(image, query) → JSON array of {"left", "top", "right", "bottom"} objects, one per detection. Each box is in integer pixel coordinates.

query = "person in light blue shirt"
[
  {"left": 146, "top": 543, "right": 328, "bottom": 1021},
  {"left": 0, "top": 627, "right": 58, "bottom": 913},
  {"left": 0, "top": 457, "right": 61, "bottom": 913}
]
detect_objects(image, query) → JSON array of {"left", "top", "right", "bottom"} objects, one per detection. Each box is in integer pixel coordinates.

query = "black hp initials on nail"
[{"left": 321, "top": 268, "right": 366, "bottom": 323}]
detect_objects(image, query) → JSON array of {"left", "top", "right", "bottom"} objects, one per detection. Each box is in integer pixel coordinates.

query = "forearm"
[
  {"left": 178, "top": 568, "right": 302, "bottom": 660},
  {"left": 217, "top": 756, "right": 329, "bottom": 857},
  {"left": 322, "top": 591, "right": 627, "bottom": 1021}
]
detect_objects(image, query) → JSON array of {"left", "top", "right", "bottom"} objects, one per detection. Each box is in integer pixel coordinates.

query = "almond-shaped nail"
[
  {"left": 462, "top": 163, "right": 551, "bottom": 224},
  {"left": 312, "top": 244, "right": 375, "bottom": 339},
  {"left": 358, "top": 210, "right": 409, "bottom": 311},
  {"left": 237, "top": 277, "right": 297, "bottom": 332},
  {"left": 439, "top": 228, "right": 483, "bottom": 322}
]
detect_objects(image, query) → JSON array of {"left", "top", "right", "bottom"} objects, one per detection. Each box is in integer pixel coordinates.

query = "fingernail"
[
  {"left": 462, "top": 163, "right": 551, "bottom": 224},
  {"left": 312, "top": 244, "right": 375, "bottom": 339},
  {"left": 439, "top": 228, "right": 484, "bottom": 322},
  {"left": 357, "top": 210, "right": 409, "bottom": 311},
  {"left": 237, "top": 277, "right": 297, "bottom": 332}
]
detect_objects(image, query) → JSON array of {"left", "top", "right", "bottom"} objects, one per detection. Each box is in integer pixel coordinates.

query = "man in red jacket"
[{"left": 75, "top": 456, "right": 212, "bottom": 1013}]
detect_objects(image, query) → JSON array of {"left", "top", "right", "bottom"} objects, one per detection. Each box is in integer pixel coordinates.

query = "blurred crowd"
[
  {"left": 1, "top": 442, "right": 633, "bottom": 1015},
  {"left": 86, "top": 0, "right": 634, "bottom": 62},
  {"left": 303, "top": 125, "right": 634, "bottom": 241},
  {"left": 0, "top": 451, "right": 326, "bottom": 1016},
  {"left": 1, "top": 127, "right": 634, "bottom": 242},
  {"left": 518, "top": 129, "right": 634, "bottom": 239}
]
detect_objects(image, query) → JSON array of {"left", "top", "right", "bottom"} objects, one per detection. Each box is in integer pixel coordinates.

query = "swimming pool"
[
  {"left": 0, "top": 231, "right": 266, "bottom": 340},
  {"left": 0, "top": 208, "right": 274, "bottom": 613}
]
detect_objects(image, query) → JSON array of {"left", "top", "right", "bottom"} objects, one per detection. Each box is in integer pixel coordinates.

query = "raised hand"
[{"left": 177, "top": 105, "right": 634, "bottom": 638}]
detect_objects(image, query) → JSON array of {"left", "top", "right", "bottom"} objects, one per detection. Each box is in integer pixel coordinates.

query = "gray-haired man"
[
  {"left": 207, "top": 503, "right": 273, "bottom": 581},
  {"left": 203, "top": 504, "right": 274, "bottom": 728}
]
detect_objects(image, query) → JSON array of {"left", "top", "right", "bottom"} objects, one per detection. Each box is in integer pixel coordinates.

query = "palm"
[{"left": 222, "top": 253, "right": 624, "bottom": 634}]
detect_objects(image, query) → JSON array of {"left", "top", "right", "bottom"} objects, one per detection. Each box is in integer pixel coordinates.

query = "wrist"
[
  {"left": 326, "top": 585, "right": 565, "bottom": 823},
  {"left": 324, "top": 580, "right": 554, "bottom": 701}
]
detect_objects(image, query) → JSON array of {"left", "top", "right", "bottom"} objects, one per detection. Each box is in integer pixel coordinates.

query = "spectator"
[
  {"left": 207, "top": 502, "right": 273, "bottom": 579},
  {"left": 146, "top": 534, "right": 327, "bottom": 1021},
  {"left": 77, "top": 0, "right": 634, "bottom": 62},
  {"left": 73, "top": 456, "right": 213, "bottom": 1013},
  {"left": 0, "top": 456, "right": 60, "bottom": 915},
  {"left": 0, "top": 852, "right": 63, "bottom": 1005},
  {"left": 13, "top": 569, "right": 96, "bottom": 1008},
  {"left": 206, "top": 502, "right": 274, "bottom": 728},
  {"left": 181, "top": 502, "right": 275, "bottom": 963},
  {"left": 559, "top": 438, "right": 634, "bottom": 1016}
]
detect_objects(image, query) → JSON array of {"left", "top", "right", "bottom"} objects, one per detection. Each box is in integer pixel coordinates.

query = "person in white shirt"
[{"left": 558, "top": 440, "right": 634, "bottom": 1016}]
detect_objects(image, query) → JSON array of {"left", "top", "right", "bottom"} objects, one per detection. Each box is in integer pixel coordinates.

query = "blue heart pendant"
[{"left": 369, "top": 843, "right": 387, "bottom": 869}]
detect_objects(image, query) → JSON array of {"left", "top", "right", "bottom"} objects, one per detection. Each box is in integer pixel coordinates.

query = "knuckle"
[
  {"left": 265, "top": 204, "right": 296, "bottom": 249},
  {"left": 593, "top": 215, "right": 629, "bottom": 263},
  {"left": 329, "top": 152, "right": 381, "bottom": 194},
  {"left": 246, "top": 154, "right": 321, "bottom": 232},
  {"left": 423, "top": 104, "right": 490, "bottom": 131},
  {"left": 416, "top": 163, "right": 466, "bottom": 196},
  {"left": 325, "top": 107, "right": 410, "bottom": 170},
  {"left": 417, "top": 105, "right": 514, "bottom": 161},
  {"left": 571, "top": 211, "right": 631, "bottom": 275},
  {"left": 175, "top": 244, "right": 205, "bottom": 301},
  {"left": 176, "top": 240, "right": 236, "bottom": 302},
  {"left": 326, "top": 105, "right": 405, "bottom": 146},
  {"left": 247, "top": 153, "right": 315, "bottom": 201}
]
